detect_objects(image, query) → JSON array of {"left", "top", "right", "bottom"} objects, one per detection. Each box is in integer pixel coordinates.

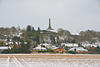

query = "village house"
[
  {"left": 52, "top": 47, "right": 65, "bottom": 53},
  {"left": 61, "top": 43, "right": 78, "bottom": 48},
  {"left": 0, "top": 46, "right": 11, "bottom": 52},
  {"left": 40, "top": 43, "right": 52, "bottom": 48},
  {"left": 68, "top": 47, "right": 88, "bottom": 53},
  {"left": 82, "top": 43, "right": 100, "bottom": 49},
  {"left": 0, "top": 46, "right": 11, "bottom": 50},
  {"left": 5, "top": 41, "right": 27, "bottom": 48},
  {"left": 15, "top": 42, "right": 21, "bottom": 48},
  {"left": 33, "top": 45, "right": 47, "bottom": 51}
]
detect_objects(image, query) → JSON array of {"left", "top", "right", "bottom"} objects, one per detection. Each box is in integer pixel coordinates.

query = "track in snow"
[{"left": 0, "top": 54, "right": 100, "bottom": 67}]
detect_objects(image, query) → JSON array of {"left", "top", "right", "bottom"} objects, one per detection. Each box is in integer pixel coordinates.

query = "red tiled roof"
[{"left": 57, "top": 48, "right": 63, "bottom": 49}]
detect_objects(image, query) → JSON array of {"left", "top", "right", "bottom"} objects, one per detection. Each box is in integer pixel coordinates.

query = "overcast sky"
[{"left": 0, "top": 0, "right": 100, "bottom": 32}]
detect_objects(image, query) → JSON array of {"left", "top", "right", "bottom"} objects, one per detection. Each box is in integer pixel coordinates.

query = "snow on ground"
[{"left": 0, "top": 54, "right": 100, "bottom": 67}]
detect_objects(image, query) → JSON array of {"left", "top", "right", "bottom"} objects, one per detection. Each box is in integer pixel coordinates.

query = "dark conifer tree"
[
  {"left": 32, "top": 27, "right": 35, "bottom": 32},
  {"left": 37, "top": 27, "right": 40, "bottom": 33},
  {"left": 27, "top": 25, "right": 31, "bottom": 32},
  {"left": 36, "top": 33, "right": 40, "bottom": 44}
]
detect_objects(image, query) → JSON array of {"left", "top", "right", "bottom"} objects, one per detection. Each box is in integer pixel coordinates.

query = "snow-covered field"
[{"left": 0, "top": 54, "right": 100, "bottom": 67}]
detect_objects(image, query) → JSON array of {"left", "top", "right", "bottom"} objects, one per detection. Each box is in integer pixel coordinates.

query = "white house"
[
  {"left": 61, "top": 43, "right": 78, "bottom": 47},
  {"left": 82, "top": 44, "right": 90, "bottom": 48},
  {"left": 40, "top": 43, "right": 51, "bottom": 46},
  {"left": 5, "top": 42, "right": 14, "bottom": 45},
  {"left": 33, "top": 45, "right": 47, "bottom": 51},
  {"left": 68, "top": 47, "right": 88, "bottom": 52},
  {"left": 71, "top": 32, "right": 80, "bottom": 35},
  {"left": 51, "top": 46, "right": 59, "bottom": 50},
  {"left": 82, "top": 44, "right": 100, "bottom": 48},
  {"left": 90, "top": 44, "right": 98, "bottom": 48},
  {"left": 0, "top": 46, "right": 11, "bottom": 50}
]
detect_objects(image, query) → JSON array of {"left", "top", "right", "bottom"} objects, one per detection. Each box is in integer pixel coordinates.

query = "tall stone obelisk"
[
  {"left": 48, "top": 18, "right": 51, "bottom": 29},
  {"left": 47, "top": 18, "right": 54, "bottom": 30}
]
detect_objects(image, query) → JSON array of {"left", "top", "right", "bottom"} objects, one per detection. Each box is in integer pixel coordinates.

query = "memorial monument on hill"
[{"left": 47, "top": 18, "right": 54, "bottom": 31}]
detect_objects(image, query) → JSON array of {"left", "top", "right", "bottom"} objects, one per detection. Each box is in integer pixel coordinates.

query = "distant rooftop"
[{"left": 71, "top": 32, "right": 80, "bottom": 35}]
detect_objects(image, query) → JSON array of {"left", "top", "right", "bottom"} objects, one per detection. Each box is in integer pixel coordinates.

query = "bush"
[
  {"left": 1, "top": 49, "right": 13, "bottom": 54},
  {"left": 89, "top": 46, "right": 100, "bottom": 54},
  {"left": 38, "top": 50, "right": 47, "bottom": 53},
  {"left": 68, "top": 51, "right": 76, "bottom": 54},
  {"left": 38, "top": 49, "right": 53, "bottom": 53}
]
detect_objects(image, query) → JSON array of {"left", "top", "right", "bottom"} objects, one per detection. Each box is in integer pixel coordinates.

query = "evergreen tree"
[
  {"left": 37, "top": 27, "right": 40, "bottom": 33},
  {"left": 50, "top": 35, "right": 53, "bottom": 41},
  {"left": 78, "top": 43, "right": 81, "bottom": 47},
  {"left": 72, "top": 39, "right": 76, "bottom": 43},
  {"left": 27, "top": 25, "right": 31, "bottom": 32},
  {"left": 17, "top": 37, "right": 20, "bottom": 41},
  {"left": 57, "top": 36, "right": 60, "bottom": 45},
  {"left": 36, "top": 33, "right": 40, "bottom": 44},
  {"left": 7, "top": 38, "right": 10, "bottom": 42},
  {"left": 32, "top": 27, "right": 35, "bottom": 32},
  {"left": 17, "top": 26, "right": 21, "bottom": 32},
  {"left": 27, "top": 41, "right": 31, "bottom": 49},
  {"left": 53, "top": 37, "right": 56, "bottom": 44},
  {"left": 12, "top": 36, "right": 20, "bottom": 41},
  {"left": 11, "top": 26, "right": 17, "bottom": 33},
  {"left": 36, "top": 42, "right": 38, "bottom": 47},
  {"left": 0, "top": 41, "right": 4, "bottom": 46},
  {"left": 43, "top": 40, "right": 45, "bottom": 43}
]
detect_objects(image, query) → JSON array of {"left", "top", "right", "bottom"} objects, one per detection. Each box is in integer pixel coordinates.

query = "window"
[{"left": 57, "top": 49, "right": 59, "bottom": 51}]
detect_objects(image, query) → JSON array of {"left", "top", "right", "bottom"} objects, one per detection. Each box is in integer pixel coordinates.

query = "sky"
[{"left": 0, "top": 0, "right": 100, "bottom": 32}]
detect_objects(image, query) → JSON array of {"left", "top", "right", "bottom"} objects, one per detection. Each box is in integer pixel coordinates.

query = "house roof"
[
  {"left": 57, "top": 48, "right": 64, "bottom": 49},
  {"left": 40, "top": 43, "right": 51, "bottom": 46},
  {"left": 34, "top": 45, "right": 47, "bottom": 50},
  {"left": 69, "top": 47, "right": 88, "bottom": 52},
  {"left": 52, "top": 47, "right": 64, "bottom": 50},
  {"left": 71, "top": 32, "right": 79, "bottom": 35},
  {"left": 0, "top": 46, "right": 11, "bottom": 50},
  {"left": 61, "top": 43, "right": 78, "bottom": 47},
  {"left": 82, "top": 44, "right": 100, "bottom": 47},
  {"left": 46, "top": 29, "right": 58, "bottom": 33}
]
